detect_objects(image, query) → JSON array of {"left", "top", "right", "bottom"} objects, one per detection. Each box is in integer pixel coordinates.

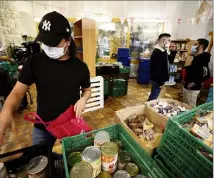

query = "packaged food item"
[
  {"left": 82, "top": 146, "right": 101, "bottom": 177},
  {"left": 67, "top": 152, "right": 82, "bottom": 167},
  {"left": 125, "top": 114, "right": 159, "bottom": 141},
  {"left": 94, "top": 131, "right": 110, "bottom": 148},
  {"left": 27, "top": 155, "right": 48, "bottom": 178},
  {"left": 70, "top": 162, "right": 93, "bottom": 178},
  {"left": 125, "top": 163, "right": 139, "bottom": 177},
  {"left": 98, "top": 171, "right": 112, "bottom": 178},
  {"left": 185, "top": 110, "right": 214, "bottom": 148},
  {"left": 118, "top": 150, "right": 132, "bottom": 170},
  {"left": 101, "top": 142, "right": 118, "bottom": 173},
  {"left": 113, "top": 170, "right": 131, "bottom": 178},
  {"left": 149, "top": 102, "right": 188, "bottom": 117},
  {"left": 0, "top": 162, "right": 8, "bottom": 178}
]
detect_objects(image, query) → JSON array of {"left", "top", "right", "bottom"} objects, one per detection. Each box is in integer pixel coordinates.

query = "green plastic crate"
[
  {"left": 62, "top": 124, "right": 167, "bottom": 178},
  {"left": 157, "top": 102, "right": 213, "bottom": 178},
  {"left": 154, "top": 154, "right": 179, "bottom": 178},
  {"left": 104, "top": 80, "right": 109, "bottom": 95},
  {"left": 119, "top": 67, "right": 130, "bottom": 74}
]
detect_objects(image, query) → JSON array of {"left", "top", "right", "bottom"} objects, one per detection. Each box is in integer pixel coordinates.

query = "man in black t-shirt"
[{"left": 0, "top": 12, "right": 91, "bottom": 148}]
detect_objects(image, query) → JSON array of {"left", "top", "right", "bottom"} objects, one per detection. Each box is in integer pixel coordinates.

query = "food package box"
[
  {"left": 115, "top": 105, "right": 165, "bottom": 155},
  {"left": 145, "top": 99, "right": 192, "bottom": 128}
]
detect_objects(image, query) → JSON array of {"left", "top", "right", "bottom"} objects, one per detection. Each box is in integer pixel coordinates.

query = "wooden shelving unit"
[
  {"left": 171, "top": 39, "right": 195, "bottom": 66},
  {"left": 73, "top": 18, "right": 96, "bottom": 76}
]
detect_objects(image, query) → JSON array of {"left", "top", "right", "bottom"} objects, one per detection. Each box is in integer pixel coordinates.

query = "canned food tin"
[
  {"left": 0, "top": 162, "right": 8, "bottom": 178},
  {"left": 70, "top": 162, "right": 93, "bottom": 178},
  {"left": 112, "top": 140, "right": 123, "bottom": 150},
  {"left": 125, "top": 163, "right": 139, "bottom": 177},
  {"left": 113, "top": 170, "right": 131, "bottom": 178},
  {"left": 67, "top": 152, "right": 82, "bottom": 167},
  {"left": 94, "top": 131, "right": 110, "bottom": 148},
  {"left": 82, "top": 146, "right": 101, "bottom": 177},
  {"left": 118, "top": 150, "right": 132, "bottom": 170},
  {"left": 97, "top": 171, "right": 112, "bottom": 178},
  {"left": 27, "top": 155, "right": 48, "bottom": 178},
  {"left": 101, "top": 142, "right": 118, "bottom": 173},
  {"left": 135, "top": 175, "right": 147, "bottom": 178}
]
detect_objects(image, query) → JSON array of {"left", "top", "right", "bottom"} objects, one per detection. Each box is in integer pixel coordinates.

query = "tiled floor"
[{"left": 1, "top": 79, "right": 180, "bottom": 151}]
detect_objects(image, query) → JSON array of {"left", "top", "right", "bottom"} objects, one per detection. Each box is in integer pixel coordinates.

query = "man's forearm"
[
  {"left": 81, "top": 88, "right": 91, "bottom": 102},
  {"left": 1, "top": 92, "right": 24, "bottom": 116}
]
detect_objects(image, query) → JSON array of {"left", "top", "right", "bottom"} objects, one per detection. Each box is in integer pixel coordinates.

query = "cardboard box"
[
  {"left": 115, "top": 105, "right": 164, "bottom": 155},
  {"left": 145, "top": 99, "right": 192, "bottom": 128}
]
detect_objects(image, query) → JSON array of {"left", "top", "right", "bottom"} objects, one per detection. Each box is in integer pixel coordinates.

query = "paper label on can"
[
  {"left": 101, "top": 153, "right": 118, "bottom": 173},
  {"left": 89, "top": 158, "right": 101, "bottom": 178}
]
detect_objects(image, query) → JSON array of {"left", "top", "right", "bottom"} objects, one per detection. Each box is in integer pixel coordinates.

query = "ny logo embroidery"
[{"left": 42, "top": 20, "right": 51, "bottom": 31}]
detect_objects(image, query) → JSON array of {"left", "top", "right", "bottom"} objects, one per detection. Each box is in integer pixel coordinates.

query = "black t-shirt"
[{"left": 19, "top": 52, "right": 90, "bottom": 130}]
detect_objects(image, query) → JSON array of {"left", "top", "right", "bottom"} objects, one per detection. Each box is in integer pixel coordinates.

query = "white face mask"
[{"left": 41, "top": 43, "right": 67, "bottom": 59}]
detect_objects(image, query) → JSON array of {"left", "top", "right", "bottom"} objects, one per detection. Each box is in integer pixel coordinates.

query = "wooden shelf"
[
  {"left": 74, "top": 19, "right": 82, "bottom": 37},
  {"left": 73, "top": 18, "right": 96, "bottom": 76},
  {"left": 74, "top": 36, "right": 82, "bottom": 39},
  {"left": 74, "top": 38, "right": 83, "bottom": 47}
]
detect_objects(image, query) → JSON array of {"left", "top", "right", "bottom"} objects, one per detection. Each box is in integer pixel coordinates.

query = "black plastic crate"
[{"left": 0, "top": 143, "right": 53, "bottom": 177}]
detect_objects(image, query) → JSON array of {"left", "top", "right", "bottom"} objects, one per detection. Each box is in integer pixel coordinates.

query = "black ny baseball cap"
[{"left": 35, "top": 11, "right": 71, "bottom": 47}]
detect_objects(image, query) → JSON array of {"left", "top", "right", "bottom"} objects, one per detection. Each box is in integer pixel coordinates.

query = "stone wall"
[{"left": 0, "top": 1, "right": 22, "bottom": 54}]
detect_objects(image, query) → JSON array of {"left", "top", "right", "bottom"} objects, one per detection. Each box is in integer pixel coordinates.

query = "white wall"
[{"left": 12, "top": 1, "right": 213, "bottom": 41}]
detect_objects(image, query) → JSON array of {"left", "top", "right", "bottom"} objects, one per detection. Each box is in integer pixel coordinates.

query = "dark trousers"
[{"left": 148, "top": 80, "right": 161, "bottom": 101}]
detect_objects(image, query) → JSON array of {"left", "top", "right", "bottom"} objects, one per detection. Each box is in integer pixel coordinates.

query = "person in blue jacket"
[{"left": 148, "top": 33, "right": 177, "bottom": 101}]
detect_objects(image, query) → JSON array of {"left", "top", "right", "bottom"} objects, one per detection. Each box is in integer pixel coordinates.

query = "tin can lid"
[
  {"left": 70, "top": 162, "right": 93, "bottom": 178},
  {"left": 95, "top": 131, "right": 110, "bottom": 142},
  {"left": 98, "top": 171, "right": 112, "bottom": 178},
  {"left": 118, "top": 150, "right": 132, "bottom": 163},
  {"left": 101, "top": 142, "right": 118, "bottom": 156},
  {"left": 82, "top": 146, "right": 101, "bottom": 162},
  {"left": 125, "top": 163, "right": 139, "bottom": 176},
  {"left": 113, "top": 170, "right": 131, "bottom": 178},
  {"left": 27, "top": 156, "right": 48, "bottom": 174}
]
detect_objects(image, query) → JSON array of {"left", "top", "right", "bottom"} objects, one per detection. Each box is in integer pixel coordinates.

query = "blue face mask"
[{"left": 191, "top": 46, "right": 198, "bottom": 54}]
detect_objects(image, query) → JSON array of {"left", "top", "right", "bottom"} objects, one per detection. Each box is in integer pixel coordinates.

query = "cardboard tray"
[
  {"left": 145, "top": 99, "right": 192, "bottom": 128},
  {"left": 115, "top": 105, "right": 164, "bottom": 155}
]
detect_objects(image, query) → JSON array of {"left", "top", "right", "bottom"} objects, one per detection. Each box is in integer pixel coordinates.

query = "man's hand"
[
  {"left": 187, "top": 82, "right": 195, "bottom": 89},
  {"left": 74, "top": 97, "right": 87, "bottom": 118},
  {"left": 0, "top": 82, "right": 29, "bottom": 144},
  {"left": 0, "top": 114, "right": 16, "bottom": 144}
]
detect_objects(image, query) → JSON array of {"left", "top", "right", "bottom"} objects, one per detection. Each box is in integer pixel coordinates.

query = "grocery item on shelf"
[
  {"left": 27, "top": 155, "right": 48, "bottom": 178},
  {"left": 101, "top": 142, "right": 118, "bottom": 173},
  {"left": 146, "top": 99, "right": 192, "bottom": 127},
  {"left": 183, "top": 110, "right": 213, "bottom": 148},
  {"left": 125, "top": 114, "right": 162, "bottom": 141},
  {"left": 113, "top": 170, "right": 131, "bottom": 178},
  {"left": 112, "top": 140, "right": 123, "bottom": 150},
  {"left": 97, "top": 171, "right": 112, "bottom": 178},
  {"left": 67, "top": 152, "right": 82, "bottom": 167},
  {"left": 82, "top": 146, "right": 102, "bottom": 177},
  {"left": 70, "top": 162, "right": 93, "bottom": 178},
  {"left": 125, "top": 163, "right": 139, "bottom": 177},
  {"left": 118, "top": 150, "right": 132, "bottom": 170},
  {"left": 63, "top": 124, "right": 165, "bottom": 178},
  {"left": 116, "top": 105, "right": 165, "bottom": 155},
  {"left": 157, "top": 102, "right": 213, "bottom": 178},
  {"left": 149, "top": 101, "right": 188, "bottom": 117},
  {"left": 94, "top": 131, "right": 110, "bottom": 148}
]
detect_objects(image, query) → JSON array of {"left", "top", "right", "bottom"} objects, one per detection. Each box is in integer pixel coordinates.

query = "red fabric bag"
[{"left": 24, "top": 106, "right": 91, "bottom": 139}]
